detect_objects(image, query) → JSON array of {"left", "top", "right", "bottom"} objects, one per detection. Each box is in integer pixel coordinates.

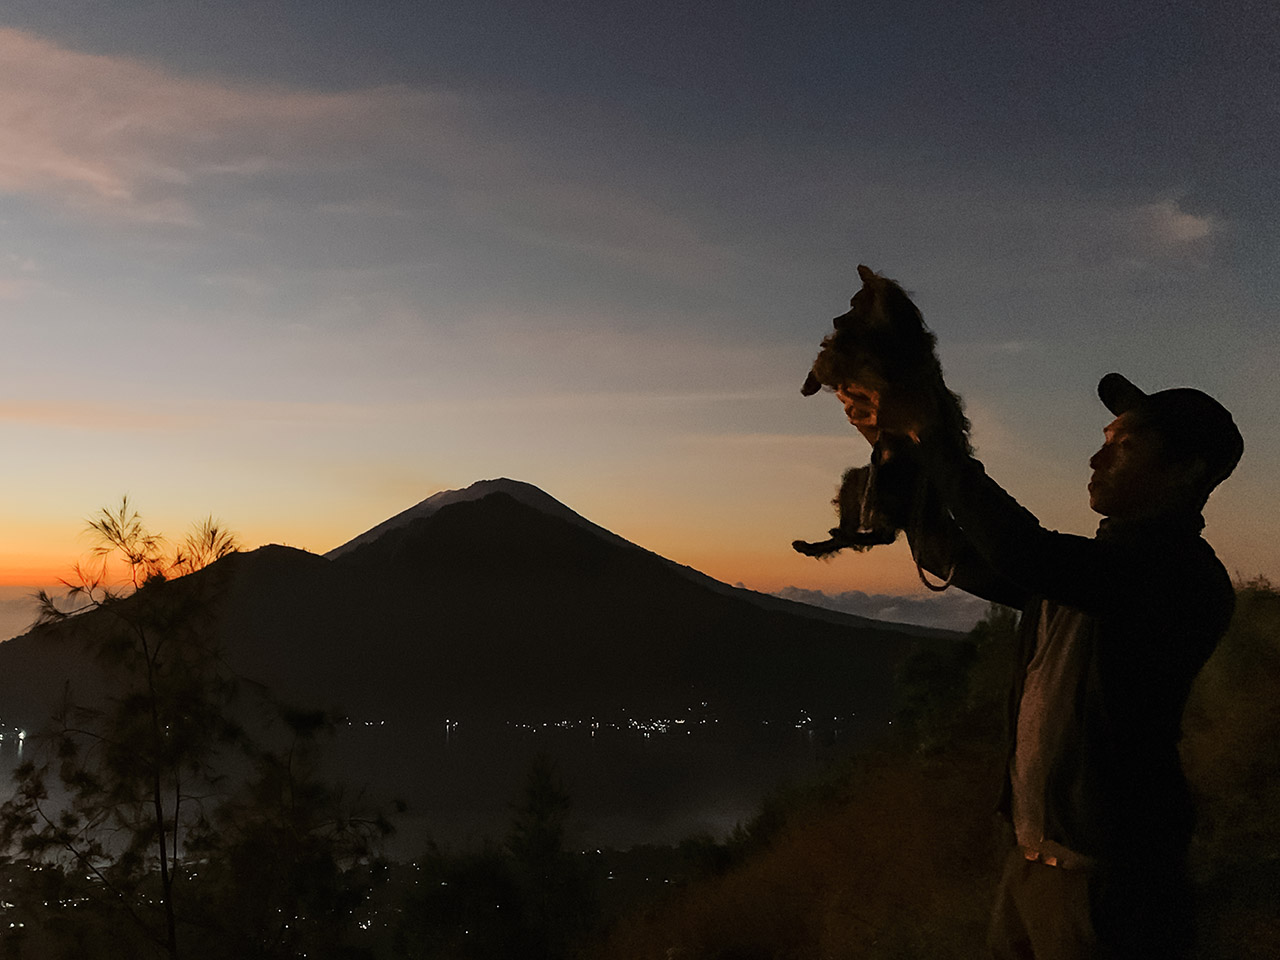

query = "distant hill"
[{"left": 0, "top": 482, "right": 962, "bottom": 847}]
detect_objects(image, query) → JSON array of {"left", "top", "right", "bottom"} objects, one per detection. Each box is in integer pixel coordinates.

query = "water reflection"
[{"left": 0, "top": 727, "right": 24, "bottom": 758}]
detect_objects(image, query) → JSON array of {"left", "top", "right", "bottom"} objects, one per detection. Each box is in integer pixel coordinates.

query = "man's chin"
[{"left": 1088, "top": 488, "right": 1111, "bottom": 516}]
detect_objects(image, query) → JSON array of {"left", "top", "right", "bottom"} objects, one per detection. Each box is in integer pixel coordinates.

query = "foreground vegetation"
[
  {"left": 1, "top": 501, "right": 1275, "bottom": 958},
  {"left": 596, "top": 581, "right": 1280, "bottom": 960},
  {"left": 0, "top": 503, "right": 389, "bottom": 959}
]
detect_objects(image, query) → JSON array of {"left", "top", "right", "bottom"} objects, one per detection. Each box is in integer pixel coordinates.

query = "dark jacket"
[{"left": 881, "top": 435, "right": 1235, "bottom": 860}]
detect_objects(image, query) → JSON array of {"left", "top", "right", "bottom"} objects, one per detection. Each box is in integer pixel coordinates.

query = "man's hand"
[
  {"left": 836, "top": 383, "right": 931, "bottom": 444},
  {"left": 836, "top": 384, "right": 882, "bottom": 446}
]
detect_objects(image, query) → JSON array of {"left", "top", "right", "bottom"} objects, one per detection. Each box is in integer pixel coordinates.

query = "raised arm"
[
  {"left": 836, "top": 387, "right": 1030, "bottom": 609},
  {"left": 910, "top": 434, "right": 1136, "bottom": 617},
  {"left": 874, "top": 439, "right": 1030, "bottom": 609}
]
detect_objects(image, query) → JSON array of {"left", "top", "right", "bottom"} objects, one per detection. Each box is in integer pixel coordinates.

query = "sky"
[{"left": 0, "top": 0, "right": 1277, "bottom": 636}]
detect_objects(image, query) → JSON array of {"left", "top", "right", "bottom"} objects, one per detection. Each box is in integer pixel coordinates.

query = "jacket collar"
[{"left": 1096, "top": 510, "right": 1205, "bottom": 543}]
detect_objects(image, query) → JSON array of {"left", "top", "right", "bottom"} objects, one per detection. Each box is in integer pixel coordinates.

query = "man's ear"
[{"left": 1171, "top": 457, "right": 1211, "bottom": 496}]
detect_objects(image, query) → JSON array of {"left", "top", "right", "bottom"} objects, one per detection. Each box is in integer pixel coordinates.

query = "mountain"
[
  {"left": 324, "top": 477, "right": 634, "bottom": 559},
  {"left": 0, "top": 483, "right": 963, "bottom": 848},
  {"left": 189, "top": 495, "right": 933, "bottom": 742},
  {"left": 326, "top": 477, "right": 944, "bottom": 637}
]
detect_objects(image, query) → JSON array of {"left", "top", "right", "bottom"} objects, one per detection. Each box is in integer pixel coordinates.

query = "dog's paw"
[{"left": 791, "top": 537, "right": 842, "bottom": 559}]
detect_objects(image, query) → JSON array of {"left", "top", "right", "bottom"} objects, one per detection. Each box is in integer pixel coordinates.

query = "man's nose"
[{"left": 1090, "top": 446, "right": 1107, "bottom": 470}]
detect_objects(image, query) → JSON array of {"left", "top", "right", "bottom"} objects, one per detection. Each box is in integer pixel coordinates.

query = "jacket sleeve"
[
  {"left": 872, "top": 441, "right": 1030, "bottom": 610},
  {"left": 912, "top": 434, "right": 1131, "bottom": 617}
]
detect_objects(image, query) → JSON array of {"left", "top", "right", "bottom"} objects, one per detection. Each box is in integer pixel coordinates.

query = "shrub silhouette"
[
  {"left": 598, "top": 589, "right": 1280, "bottom": 959},
  {"left": 1181, "top": 576, "right": 1280, "bottom": 957},
  {"left": 0, "top": 500, "right": 388, "bottom": 960}
]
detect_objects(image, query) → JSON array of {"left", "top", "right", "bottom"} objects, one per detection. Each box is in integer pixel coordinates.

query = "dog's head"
[
  {"left": 834, "top": 264, "right": 922, "bottom": 334},
  {"left": 801, "top": 265, "right": 928, "bottom": 396}
]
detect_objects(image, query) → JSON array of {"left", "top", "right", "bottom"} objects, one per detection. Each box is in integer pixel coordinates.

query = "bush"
[{"left": 1182, "top": 576, "right": 1280, "bottom": 956}]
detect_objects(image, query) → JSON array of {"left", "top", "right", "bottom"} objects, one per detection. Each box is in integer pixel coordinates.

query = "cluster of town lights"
[{"left": 334, "top": 706, "right": 867, "bottom": 741}]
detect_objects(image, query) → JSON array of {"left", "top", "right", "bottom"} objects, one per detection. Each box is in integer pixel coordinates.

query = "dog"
[{"left": 792, "top": 265, "right": 970, "bottom": 571}]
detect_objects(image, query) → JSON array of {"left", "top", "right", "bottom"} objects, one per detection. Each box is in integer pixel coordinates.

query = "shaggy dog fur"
[{"left": 793, "top": 265, "right": 970, "bottom": 568}]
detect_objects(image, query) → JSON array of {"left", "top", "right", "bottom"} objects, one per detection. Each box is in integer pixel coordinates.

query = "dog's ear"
[{"left": 847, "top": 264, "right": 892, "bottom": 329}]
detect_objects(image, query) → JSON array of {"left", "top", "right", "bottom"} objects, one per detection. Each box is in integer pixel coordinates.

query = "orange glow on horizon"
[
  {"left": 1, "top": 540, "right": 920, "bottom": 594},
  {"left": 616, "top": 519, "right": 928, "bottom": 596},
  {"left": 0, "top": 571, "right": 60, "bottom": 588},
  {"left": 0, "top": 555, "right": 72, "bottom": 588},
  {"left": 679, "top": 547, "right": 926, "bottom": 596}
]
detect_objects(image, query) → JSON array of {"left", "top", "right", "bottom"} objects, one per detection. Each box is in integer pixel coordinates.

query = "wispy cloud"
[
  {"left": 1133, "top": 199, "right": 1216, "bottom": 246},
  {"left": 949, "top": 340, "right": 1044, "bottom": 358},
  {"left": 0, "top": 27, "right": 730, "bottom": 282},
  {"left": 0, "top": 398, "right": 386, "bottom": 432},
  {"left": 773, "top": 585, "right": 989, "bottom": 632},
  {"left": 0, "top": 27, "right": 454, "bottom": 221},
  {"left": 681, "top": 432, "right": 850, "bottom": 448},
  {"left": 1091, "top": 198, "right": 1221, "bottom": 270},
  {"left": 1057, "top": 196, "right": 1222, "bottom": 268},
  {"left": 454, "top": 177, "right": 735, "bottom": 285},
  {"left": 0, "top": 401, "right": 192, "bottom": 430},
  {"left": 814, "top": 177, "right": 1228, "bottom": 290},
  {"left": 0, "top": 252, "right": 40, "bottom": 300}
]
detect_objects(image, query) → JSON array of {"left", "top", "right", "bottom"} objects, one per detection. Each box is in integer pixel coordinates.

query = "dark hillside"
[
  {"left": 206, "top": 493, "right": 936, "bottom": 723},
  {"left": 594, "top": 585, "right": 1280, "bottom": 959},
  {"left": 596, "top": 602, "right": 1019, "bottom": 959},
  {"left": 0, "top": 490, "right": 960, "bottom": 849}
]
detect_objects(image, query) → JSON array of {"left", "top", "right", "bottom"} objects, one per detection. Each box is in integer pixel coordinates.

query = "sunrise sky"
[{"left": 1, "top": 1, "right": 1277, "bottom": 632}]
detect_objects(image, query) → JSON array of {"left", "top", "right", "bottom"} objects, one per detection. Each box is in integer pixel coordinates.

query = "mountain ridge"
[
  {"left": 325, "top": 478, "right": 957, "bottom": 638},
  {"left": 325, "top": 477, "right": 633, "bottom": 560},
  {"left": 0, "top": 484, "right": 964, "bottom": 848}
]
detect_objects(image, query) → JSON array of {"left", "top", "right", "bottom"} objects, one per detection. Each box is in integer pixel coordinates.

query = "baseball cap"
[{"left": 1098, "top": 372, "right": 1243, "bottom": 489}]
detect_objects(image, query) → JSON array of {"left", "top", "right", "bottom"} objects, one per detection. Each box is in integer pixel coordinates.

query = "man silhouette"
[{"left": 837, "top": 372, "right": 1242, "bottom": 959}]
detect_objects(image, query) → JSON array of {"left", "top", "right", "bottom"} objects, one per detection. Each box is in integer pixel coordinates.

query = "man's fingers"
[
  {"left": 834, "top": 384, "right": 881, "bottom": 446},
  {"left": 843, "top": 402, "right": 876, "bottom": 425},
  {"left": 836, "top": 384, "right": 880, "bottom": 405},
  {"left": 840, "top": 393, "right": 877, "bottom": 419}
]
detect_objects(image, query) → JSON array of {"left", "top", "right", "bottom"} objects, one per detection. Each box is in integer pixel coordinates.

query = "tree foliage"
[
  {"left": 183, "top": 707, "right": 392, "bottom": 960},
  {"left": 894, "top": 602, "right": 1018, "bottom": 752},
  {"left": 597, "top": 587, "right": 1280, "bottom": 960},
  {"left": 506, "top": 753, "right": 594, "bottom": 958},
  {"left": 1183, "top": 575, "right": 1280, "bottom": 866},
  {"left": 0, "top": 499, "right": 387, "bottom": 960},
  {"left": 393, "top": 755, "right": 596, "bottom": 960}
]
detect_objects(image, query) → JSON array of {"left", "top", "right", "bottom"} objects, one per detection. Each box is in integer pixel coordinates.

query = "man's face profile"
[{"left": 1088, "top": 412, "right": 1182, "bottom": 518}]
